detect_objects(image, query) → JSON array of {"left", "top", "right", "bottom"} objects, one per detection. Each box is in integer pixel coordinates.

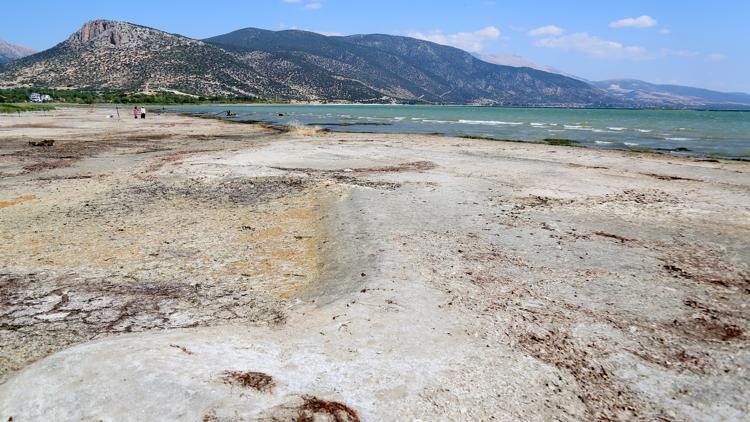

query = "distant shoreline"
[
  {"left": 163, "top": 105, "right": 750, "bottom": 161},
  {"left": 78, "top": 102, "right": 750, "bottom": 112}
]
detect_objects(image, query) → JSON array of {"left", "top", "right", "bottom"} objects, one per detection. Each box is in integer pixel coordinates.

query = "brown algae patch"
[{"left": 222, "top": 370, "right": 275, "bottom": 393}]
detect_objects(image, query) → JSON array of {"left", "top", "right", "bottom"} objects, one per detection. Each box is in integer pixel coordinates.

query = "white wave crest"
[{"left": 458, "top": 120, "right": 524, "bottom": 126}]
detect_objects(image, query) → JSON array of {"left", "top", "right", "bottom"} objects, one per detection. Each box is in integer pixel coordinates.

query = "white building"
[{"left": 28, "top": 93, "right": 52, "bottom": 103}]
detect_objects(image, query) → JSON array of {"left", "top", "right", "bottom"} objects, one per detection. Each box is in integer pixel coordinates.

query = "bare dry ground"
[{"left": 0, "top": 107, "right": 748, "bottom": 421}]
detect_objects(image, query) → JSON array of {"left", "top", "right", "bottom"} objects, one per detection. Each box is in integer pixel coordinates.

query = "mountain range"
[
  {"left": 0, "top": 20, "right": 618, "bottom": 106},
  {"left": 0, "top": 39, "right": 35, "bottom": 63},
  {"left": 0, "top": 19, "right": 747, "bottom": 109},
  {"left": 591, "top": 79, "right": 750, "bottom": 109}
]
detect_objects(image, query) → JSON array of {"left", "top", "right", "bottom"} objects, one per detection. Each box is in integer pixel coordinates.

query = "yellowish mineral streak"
[
  {"left": 0, "top": 185, "right": 324, "bottom": 302},
  {"left": 0, "top": 195, "right": 35, "bottom": 209},
  {"left": 232, "top": 189, "right": 324, "bottom": 300}
]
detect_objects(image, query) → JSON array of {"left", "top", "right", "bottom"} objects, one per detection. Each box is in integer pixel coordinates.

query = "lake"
[{"left": 166, "top": 105, "right": 750, "bottom": 158}]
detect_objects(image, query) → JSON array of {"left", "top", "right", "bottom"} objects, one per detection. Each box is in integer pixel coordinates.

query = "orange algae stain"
[
  {"left": 231, "top": 192, "right": 323, "bottom": 299},
  {"left": 0, "top": 195, "right": 36, "bottom": 209}
]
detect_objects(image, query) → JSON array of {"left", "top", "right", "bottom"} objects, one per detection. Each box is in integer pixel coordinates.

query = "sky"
[{"left": 2, "top": 0, "right": 748, "bottom": 92}]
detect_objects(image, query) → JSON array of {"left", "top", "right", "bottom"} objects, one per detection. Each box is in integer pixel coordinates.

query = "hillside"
[
  {"left": 206, "top": 28, "right": 618, "bottom": 106},
  {"left": 0, "top": 20, "right": 295, "bottom": 98},
  {"left": 592, "top": 79, "right": 750, "bottom": 109},
  {"left": 0, "top": 39, "right": 35, "bottom": 63},
  {"left": 0, "top": 20, "right": 621, "bottom": 105},
  {"left": 3, "top": 20, "right": 747, "bottom": 108}
]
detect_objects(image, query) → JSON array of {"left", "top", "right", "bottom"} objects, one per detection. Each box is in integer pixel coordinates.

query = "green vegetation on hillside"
[
  {"left": 0, "top": 103, "right": 56, "bottom": 113},
  {"left": 0, "top": 88, "right": 269, "bottom": 105}
]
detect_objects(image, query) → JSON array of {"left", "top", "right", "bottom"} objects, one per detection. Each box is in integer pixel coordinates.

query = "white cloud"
[
  {"left": 609, "top": 15, "right": 657, "bottom": 29},
  {"left": 527, "top": 25, "right": 564, "bottom": 37},
  {"left": 660, "top": 48, "right": 699, "bottom": 57},
  {"left": 408, "top": 26, "right": 501, "bottom": 52},
  {"left": 535, "top": 32, "right": 648, "bottom": 60},
  {"left": 659, "top": 28, "right": 671, "bottom": 35},
  {"left": 282, "top": 0, "right": 301, "bottom": 3},
  {"left": 706, "top": 53, "right": 726, "bottom": 62},
  {"left": 304, "top": 1, "right": 322, "bottom": 9}
]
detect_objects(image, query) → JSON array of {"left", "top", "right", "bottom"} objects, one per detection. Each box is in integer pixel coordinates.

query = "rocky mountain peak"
[
  {"left": 68, "top": 20, "right": 122, "bottom": 45},
  {"left": 65, "top": 20, "right": 189, "bottom": 49}
]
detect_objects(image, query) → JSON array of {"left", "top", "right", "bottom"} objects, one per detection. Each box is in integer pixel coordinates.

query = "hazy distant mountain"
[
  {"left": 592, "top": 79, "right": 750, "bottom": 109},
  {"left": 476, "top": 55, "right": 750, "bottom": 108},
  {"left": 0, "top": 20, "right": 620, "bottom": 106},
  {"left": 0, "top": 39, "right": 35, "bottom": 63},
  {"left": 476, "top": 53, "right": 560, "bottom": 74},
  {"left": 476, "top": 53, "right": 585, "bottom": 82}
]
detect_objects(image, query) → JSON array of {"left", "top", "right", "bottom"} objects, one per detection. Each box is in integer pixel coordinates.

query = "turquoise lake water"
[{"left": 167, "top": 105, "right": 750, "bottom": 158}]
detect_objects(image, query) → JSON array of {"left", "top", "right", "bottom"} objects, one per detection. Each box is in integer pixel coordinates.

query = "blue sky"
[{"left": 2, "top": 0, "right": 748, "bottom": 92}]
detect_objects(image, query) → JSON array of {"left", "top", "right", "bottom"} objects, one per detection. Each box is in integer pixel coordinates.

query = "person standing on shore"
[
  {"left": 132, "top": 106, "right": 139, "bottom": 119},
  {"left": 140, "top": 106, "right": 147, "bottom": 119}
]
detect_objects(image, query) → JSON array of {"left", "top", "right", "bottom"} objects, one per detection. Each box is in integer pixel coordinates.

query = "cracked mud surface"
[
  {"left": 1, "top": 108, "right": 749, "bottom": 420},
  {"left": 0, "top": 175, "right": 328, "bottom": 381}
]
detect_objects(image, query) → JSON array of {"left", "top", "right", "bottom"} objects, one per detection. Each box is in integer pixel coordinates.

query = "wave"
[
  {"left": 595, "top": 141, "right": 613, "bottom": 145},
  {"left": 530, "top": 122, "right": 546, "bottom": 127},
  {"left": 421, "top": 119, "right": 451, "bottom": 124},
  {"left": 635, "top": 129, "right": 652, "bottom": 133},
  {"left": 458, "top": 120, "right": 524, "bottom": 126},
  {"left": 624, "top": 142, "right": 639, "bottom": 146},
  {"left": 665, "top": 137, "right": 693, "bottom": 141},
  {"left": 608, "top": 127, "right": 626, "bottom": 131}
]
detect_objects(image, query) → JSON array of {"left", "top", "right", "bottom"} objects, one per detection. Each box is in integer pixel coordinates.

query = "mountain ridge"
[
  {"left": 472, "top": 55, "right": 750, "bottom": 106},
  {"left": 2, "top": 19, "right": 743, "bottom": 108},
  {"left": 592, "top": 79, "right": 750, "bottom": 108},
  {"left": 0, "top": 39, "right": 35, "bottom": 63},
  {"left": 204, "top": 26, "right": 619, "bottom": 106},
  {"left": 0, "top": 20, "right": 292, "bottom": 98},
  {"left": 0, "top": 19, "right": 621, "bottom": 106}
]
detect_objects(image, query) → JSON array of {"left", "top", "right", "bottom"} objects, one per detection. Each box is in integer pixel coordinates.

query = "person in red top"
[{"left": 132, "top": 106, "right": 140, "bottom": 119}]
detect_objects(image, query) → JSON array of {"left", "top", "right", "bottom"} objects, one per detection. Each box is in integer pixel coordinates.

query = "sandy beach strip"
[{"left": 1, "top": 107, "right": 749, "bottom": 420}]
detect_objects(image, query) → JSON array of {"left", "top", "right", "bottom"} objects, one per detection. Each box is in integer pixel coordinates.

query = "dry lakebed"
[{"left": 0, "top": 107, "right": 748, "bottom": 421}]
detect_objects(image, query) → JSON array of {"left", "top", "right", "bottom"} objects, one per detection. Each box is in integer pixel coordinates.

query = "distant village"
[{"left": 28, "top": 92, "right": 53, "bottom": 102}]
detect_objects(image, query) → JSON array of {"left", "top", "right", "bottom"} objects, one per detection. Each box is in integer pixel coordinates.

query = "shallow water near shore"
[{"left": 166, "top": 104, "right": 750, "bottom": 158}]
